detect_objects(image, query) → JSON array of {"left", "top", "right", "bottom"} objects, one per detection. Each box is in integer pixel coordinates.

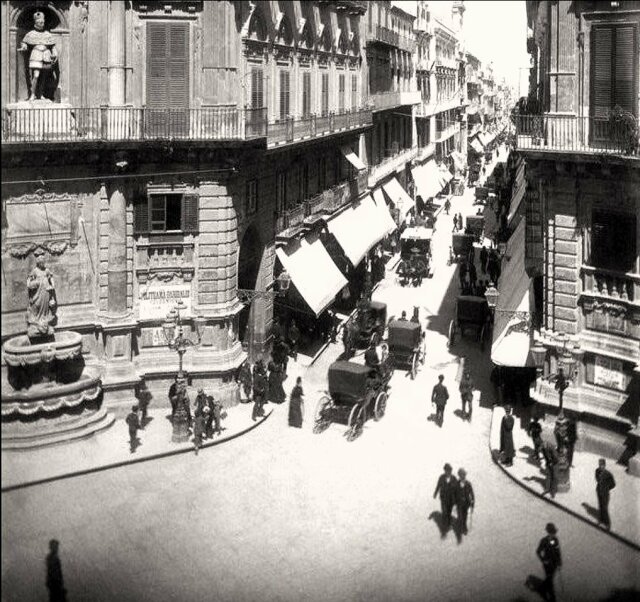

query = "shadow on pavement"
[
  {"left": 523, "top": 475, "right": 547, "bottom": 491},
  {"left": 581, "top": 501, "right": 600, "bottom": 521},
  {"left": 599, "top": 589, "right": 640, "bottom": 602},
  {"left": 523, "top": 574, "right": 547, "bottom": 601},
  {"left": 428, "top": 510, "right": 448, "bottom": 539}
]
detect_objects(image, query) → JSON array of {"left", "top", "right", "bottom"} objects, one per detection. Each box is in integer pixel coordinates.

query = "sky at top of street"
[{"left": 391, "top": 1, "right": 530, "bottom": 91}]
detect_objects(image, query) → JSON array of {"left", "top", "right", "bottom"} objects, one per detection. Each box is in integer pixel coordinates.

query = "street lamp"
[
  {"left": 237, "top": 270, "right": 291, "bottom": 304},
  {"left": 484, "top": 284, "right": 530, "bottom": 323}
]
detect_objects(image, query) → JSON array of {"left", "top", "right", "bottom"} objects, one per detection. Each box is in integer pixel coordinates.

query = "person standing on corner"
[
  {"left": 528, "top": 414, "right": 543, "bottom": 464},
  {"left": 288, "top": 320, "right": 300, "bottom": 362},
  {"left": 125, "top": 405, "right": 141, "bottom": 454},
  {"left": 456, "top": 468, "right": 475, "bottom": 536},
  {"left": 288, "top": 376, "right": 304, "bottom": 428},
  {"left": 431, "top": 374, "right": 449, "bottom": 427},
  {"left": 595, "top": 458, "right": 616, "bottom": 530},
  {"left": 536, "top": 523, "right": 562, "bottom": 602},
  {"left": 500, "top": 405, "right": 515, "bottom": 466},
  {"left": 459, "top": 371, "right": 474, "bottom": 421},
  {"left": 45, "top": 539, "right": 66, "bottom": 602},
  {"left": 252, "top": 364, "right": 267, "bottom": 422},
  {"left": 433, "top": 463, "right": 458, "bottom": 535}
]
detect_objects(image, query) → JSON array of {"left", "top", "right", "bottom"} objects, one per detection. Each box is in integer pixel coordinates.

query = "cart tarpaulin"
[
  {"left": 275, "top": 236, "right": 347, "bottom": 317},
  {"left": 340, "top": 146, "right": 367, "bottom": 171},
  {"left": 328, "top": 361, "right": 370, "bottom": 397},
  {"left": 388, "top": 320, "right": 421, "bottom": 350},
  {"left": 382, "top": 177, "right": 415, "bottom": 217},
  {"left": 326, "top": 195, "right": 389, "bottom": 266},
  {"left": 490, "top": 220, "right": 534, "bottom": 367},
  {"left": 372, "top": 188, "right": 398, "bottom": 235}
]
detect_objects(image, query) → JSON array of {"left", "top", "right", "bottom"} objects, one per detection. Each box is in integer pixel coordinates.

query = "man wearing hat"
[
  {"left": 431, "top": 375, "right": 449, "bottom": 427},
  {"left": 459, "top": 371, "right": 474, "bottom": 421},
  {"left": 536, "top": 523, "right": 562, "bottom": 602},
  {"left": 125, "top": 405, "right": 141, "bottom": 453},
  {"left": 194, "top": 388, "right": 208, "bottom": 418},
  {"left": 433, "top": 463, "right": 458, "bottom": 534},
  {"left": 456, "top": 468, "right": 475, "bottom": 535},
  {"left": 595, "top": 458, "right": 616, "bottom": 530}
]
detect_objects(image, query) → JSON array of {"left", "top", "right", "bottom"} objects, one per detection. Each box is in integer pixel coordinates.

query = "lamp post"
[
  {"left": 163, "top": 300, "right": 205, "bottom": 443},
  {"left": 484, "top": 283, "right": 531, "bottom": 324}
]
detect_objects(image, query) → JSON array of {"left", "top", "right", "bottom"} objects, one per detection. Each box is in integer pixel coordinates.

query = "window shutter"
[
  {"left": 133, "top": 199, "right": 149, "bottom": 234},
  {"left": 279, "top": 71, "right": 290, "bottom": 119},
  {"left": 251, "top": 68, "right": 264, "bottom": 108},
  {"left": 168, "top": 23, "right": 190, "bottom": 109},
  {"left": 338, "top": 74, "right": 345, "bottom": 113},
  {"left": 146, "top": 22, "right": 169, "bottom": 108},
  {"left": 585, "top": 355, "right": 595, "bottom": 384},
  {"left": 591, "top": 26, "right": 613, "bottom": 119},
  {"left": 302, "top": 72, "right": 311, "bottom": 117},
  {"left": 351, "top": 74, "right": 357, "bottom": 111},
  {"left": 181, "top": 194, "right": 199, "bottom": 233},
  {"left": 614, "top": 24, "right": 637, "bottom": 115},
  {"left": 321, "top": 73, "right": 329, "bottom": 116}
]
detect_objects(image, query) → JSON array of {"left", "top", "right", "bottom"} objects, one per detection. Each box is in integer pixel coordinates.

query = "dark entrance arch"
[{"left": 237, "top": 224, "right": 263, "bottom": 347}]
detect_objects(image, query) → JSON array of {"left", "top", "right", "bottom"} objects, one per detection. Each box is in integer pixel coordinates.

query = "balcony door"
[{"left": 146, "top": 22, "right": 190, "bottom": 137}]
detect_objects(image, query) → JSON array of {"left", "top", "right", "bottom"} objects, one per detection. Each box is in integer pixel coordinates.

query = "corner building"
[{"left": 1, "top": 0, "right": 371, "bottom": 410}]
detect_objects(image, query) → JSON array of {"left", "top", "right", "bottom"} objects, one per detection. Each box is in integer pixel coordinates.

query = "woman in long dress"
[
  {"left": 288, "top": 377, "right": 304, "bottom": 428},
  {"left": 268, "top": 362, "right": 286, "bottom": 404}
]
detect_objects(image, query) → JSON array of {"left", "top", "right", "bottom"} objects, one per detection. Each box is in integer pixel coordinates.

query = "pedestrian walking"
[
  {"left": 459, "top": 371, "right": 474, "bottom": 421},
  {"left": 595, "top": 458, "right": 616, "bottom": 530},
  {"left": 528, "top": 415, "right": 543, "bottom": 464},
  {"left": 125, "top": 405, "right": 141, "bottom": 453},
  {"left": 194, "top": 388, "right": 208, "bottom": 417},
  {"left": 268, "top": 361, "right": 286, "bottom": 404},
  {"left": 238, "top": 360, "right": 252, "bottom": 403},
  {"left": 193, "top": 411, "right": 205, "bottom": 455},
  {"left": 456, "top": 468, "right": 475, "bottom": 535},
  {"left": 212, "top": 397, "right": 225, "bottom": 436},
  {"left": 453, "top": 214, "right": 459, "bottom": 232},
  {"left": 433, "top": 463, "right": 458, "bottom": 533},
  {"left": 136, "top": 381, "right": 152, "bottom": 428},
  {"left": 500, "top": 405, "right": 515, "bottom": 466},
  {"left": 536, "top": 523, "right": 562, "bottom": 602},
  {"left": 458, "top": 213, "right": 464, "bottom": 232},
  {"left": 431, "top": 374, "right": 449, "bottom": 427},
  {"left": 444, "top": 198, "right": 451, "bottom": 215},
  {"left": 458, "top": 261, "right": 468, "bottom": 289},
  {"left": 252, "top": 365, "right": 267, "bottom": 421},
  {"left": 288, "top": 376, "right": 304, "bottom": 428},
  {"left": 542, "top": 440, "right": 559, "bottom": 498},
  {"left": 46, "top": 539, "right": 66, "bottom": 602}
]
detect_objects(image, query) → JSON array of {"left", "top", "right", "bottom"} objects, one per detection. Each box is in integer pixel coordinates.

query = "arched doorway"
[{"left": 237, "top": 225, "right": 263, "bottom": 349}]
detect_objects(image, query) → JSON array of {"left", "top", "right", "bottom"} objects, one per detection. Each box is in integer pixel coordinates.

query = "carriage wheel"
[
  {"left": 374, "top": 391, "right": 387, "bottom": 421},
  {"left": 346, "top": 405, "right": 365, "bottom": 441},
  {"left": 448, "top": 320, "right": 456, "bottom": 348},
  {"left": 420, "top": 340, "right": 427, "bottom": 365},
  {"left": 313, "top": 396, "right": 333, "bottom": 434},
  {"left": 410, "top": 352, "right": 418, "bottom": 380}
]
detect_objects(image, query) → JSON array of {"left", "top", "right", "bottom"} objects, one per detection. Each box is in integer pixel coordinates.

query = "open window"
[
  {"left": 134, "top": 193, "right": 198, "bottom": 234},
  {"left": 590, "top": 210, "right": 636, "bottom": 272}
]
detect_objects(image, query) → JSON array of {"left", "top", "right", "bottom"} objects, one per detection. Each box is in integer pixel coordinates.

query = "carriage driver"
[{"left": 364, "top": 341, "right": 383, "bottom": 385}]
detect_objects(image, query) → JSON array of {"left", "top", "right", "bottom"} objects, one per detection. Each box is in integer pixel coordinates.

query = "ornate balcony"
[
  {"left": 135, "top": 241, "right": 195, "bottom": 284},
  {"left": 368, "top": 146, "right": 419, "bottom": 187},
  {"left": 370, "top": 90, "right": 421, "bottom": 112},
  {"left": 515, "top": 114, "right": 640, "bottom": 157},
  {"left": 2, "top": 106, "right": 268, "bottom": 144}
]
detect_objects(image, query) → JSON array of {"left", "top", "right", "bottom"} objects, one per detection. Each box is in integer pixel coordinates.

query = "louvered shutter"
[
  {"left": 585, "top": 355, "right": 595, "bottom": 384},
  {"left": 168, "top": 24, "right": 189, "bottom": 109},
  {"left": 614, "top": 25, "right": 637, "bottom": 115},
  {"left": 181, "top": 194, "right": 199, "bottom": 233},
  {"left": 279, "top": 71, "right": 290, "bottom": 119},
  {"left": 146, "top": 22, "right": 169, "bottom": 109},
  {"left": 302, "top": 72, "right": 311, "bottom": 118},
  {"left": 251, "top": 68, "right": 264, "bottom": 108},
  {"left": 321, "top": 73, "right": 329, "bottom": 116},
  {"left": 146, "top": 22, "right": 189, "bottom": 109},
  {"left": 133, "top": 199, "right": 150, "bottom": 234},
  {"left": 338, "top": 74, "right": 345, "bottom": 113},
  {"left": 351, "top": 74, "right": 357, "bottom": 111}
]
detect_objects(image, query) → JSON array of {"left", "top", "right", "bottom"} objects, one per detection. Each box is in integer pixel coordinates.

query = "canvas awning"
[
  {"left": 276, "top": 236, "right": 347, "bottom": 317},
  {"left": 412, "top": 160, "right": 443, "bottom": 200},
  {"left": 438, "top": 164, "right": 454, "bottom": 186},
  {"left": 372, "top": 188, "right": 397, "bottom": 236},
  {"left": 382, "top": 177, "right": 415, "bottom": 217},
  {"left": 507, "top": 161, "right": 526, "bottom": 225},
  {"left": 340, "top": 146, "right": 366, "bottom": 171},
  {"left": 491, "top": 220, "right": 534, "bottom": 367},
  {"left": 469, "top": 138, "right": 484, "bottom": 154},
  {"left": 326, "top": 194, "right": 389, "bottom": 266},
  {"left": 450, "top": 151, "right": 465, "bottom": 173}
]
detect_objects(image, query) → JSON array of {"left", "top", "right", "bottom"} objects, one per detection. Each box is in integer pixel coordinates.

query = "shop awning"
[
  {"left": 450, "top": 151, "right": 466, "bottom": 173},
  {"left": 491, "top": 220, "right": 534, "bottom": 367},
  {"left": 382, "top": 177, "right": 415, "bottom": 217},
  {"left": 507, "top": 161, "right": 526, "bottom": 225},
  {"left": 276, "top": 236, "right": 347, "bottom": 317},
  {"left": 340, "top": 146, "right": 366, "bottom": 171},
  {"left": 469, "top": 138, "right": 484, "bottom": 154},
  {"left": 412, "top": 160, "right": 444, "bottom": 200},
  {"left": 326, "top": 195, "right": 389, "bottom": 266},
  {"left": 438, "top": 164, "right": 454, "bottom": 186},
  {"left": 372, "top": 188, "right": 398, "bottom": 235}
]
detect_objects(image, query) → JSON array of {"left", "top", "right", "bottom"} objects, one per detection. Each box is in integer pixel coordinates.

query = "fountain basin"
[{"left": 3, "top": 331, "right": 82, "bottom": 367}]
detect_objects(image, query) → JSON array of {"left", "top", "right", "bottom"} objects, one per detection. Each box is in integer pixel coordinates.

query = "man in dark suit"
[
  {"left": 431, "top": 375, "right": 449, "bottom": 427},
  {"left": 46, "top": 539, "right": 66, "bottom": 602},
  {"left": 595, "top": 458, "right": 616, "bottom": 529},
  {"left": 536, "top": 523, "right": 562, "bottom": 602},
  {"left": 500, "top": 405, "right": 515, "bottom": 466},
  {"left": 456, "top": 468, "right": 475, "bottom": 535},
  {"left": 125, "top": 405, "right": 141, "bottom": 454},
  {"left": 542, "top": 440, "right": 559, "bottom": 498},
  {"left": 252, "top": 366, "right": 267, "bottom": 422},
  {"left": 459, "top": 371, "right": 474, "bottom": 421},
  {"left": 433, "top": 463, "right": 458, "bottom": 533}
]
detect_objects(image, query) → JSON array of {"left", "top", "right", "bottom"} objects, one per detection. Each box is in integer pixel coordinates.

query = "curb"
[
  {"left": 1, "top": 409, "right": 274, "bottom": 494},
  {"left": 489, "top": 408, "right": 640, "bottom": 552}
]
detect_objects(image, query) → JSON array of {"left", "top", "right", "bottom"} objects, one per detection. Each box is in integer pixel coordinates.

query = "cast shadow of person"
[
  {"left": 46, "top": 539, "right": 67, "bottom": 602},
  {"left": 581, "top": 502, "right": 600, "bottom": 522},
  {"left": 523, "top": 475, "right": 547, "bottom": 491},
  {"left": 523, "top": 574, "right": 547, "bottom": 601},
  {"left": 428, "top": 510, "right": 450, "bottom": 539}
]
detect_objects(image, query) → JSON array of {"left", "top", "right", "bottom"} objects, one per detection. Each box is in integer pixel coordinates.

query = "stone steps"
[{"left": 1, "top": 407, "right": 115, "bottom": 450}]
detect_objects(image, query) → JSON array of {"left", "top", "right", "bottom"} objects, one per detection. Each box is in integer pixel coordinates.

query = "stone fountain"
[{"left": 1, "top": 249, "right": 113, "bottom": 449}]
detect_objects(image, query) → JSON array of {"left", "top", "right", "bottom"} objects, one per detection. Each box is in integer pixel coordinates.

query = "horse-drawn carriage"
[
  {"left": 448, "top": 296, "right": 491, "bottom": 351},
  {"left": 474, "top": 186, "right": 489, "bottom": 204},
  {"left": 387, "top": 320, "right": 426, "bottom": 380},
  {"left": 450, "top": 232, "right": 475, "bottom": 263},
  {"left": 343, "top": 300, "right": 387, "bottom": 356},
  {"left": 465, "top": 214, "right": 485, "bottom": 242},
  {"left": 398, "top": 227, "right": 433, "bottom": 286},
  {"left": 313, "top": 360, "right": 390, "bottom": 441}
]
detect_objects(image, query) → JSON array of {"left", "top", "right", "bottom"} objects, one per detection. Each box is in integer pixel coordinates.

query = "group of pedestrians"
[
  {"left": 433, "top": 463, "right": 475, "bottom": 537},
  {"left": 430, "top": 372, "right": 475, "bottom": 426},
  {"left": 452, "top": 212, "right": 465, "bottom": 233}
]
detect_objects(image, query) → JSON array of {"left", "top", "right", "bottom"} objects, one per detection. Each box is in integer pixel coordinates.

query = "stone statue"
[
  {"left": 18, "top": 11, "right": 58, "bottom": 101},
  {"left": 26, "top": 248, "right": 57, "bottom": 339}
]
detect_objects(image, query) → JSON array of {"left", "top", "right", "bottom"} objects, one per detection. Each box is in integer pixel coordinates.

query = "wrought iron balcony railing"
[{"left": 514, "top": 114, "right": 640, "bottom": 156}]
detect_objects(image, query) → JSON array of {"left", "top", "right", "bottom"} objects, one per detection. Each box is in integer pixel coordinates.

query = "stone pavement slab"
[{"left": 490, "top": 405, "right": 640, "bottom": 549}]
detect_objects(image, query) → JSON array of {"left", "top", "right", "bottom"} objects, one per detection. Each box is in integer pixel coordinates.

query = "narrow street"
[{"left": 2, "top": 167, "right": 639, "bottom": 602}]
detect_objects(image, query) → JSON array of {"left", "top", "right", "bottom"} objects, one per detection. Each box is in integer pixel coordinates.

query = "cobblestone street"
[{"left": 3, "top": 174, "right": 639, "bottom": 602}]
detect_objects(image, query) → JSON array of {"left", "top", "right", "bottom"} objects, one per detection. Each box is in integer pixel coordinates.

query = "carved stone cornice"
[
  {"left": 4, "top": 240, "right": 68, "bottom": 258},
  {"left": 136, "top": 268, "right": 194, "bottom": 284}
]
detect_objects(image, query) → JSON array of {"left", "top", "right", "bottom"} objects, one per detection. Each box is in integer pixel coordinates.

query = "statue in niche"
[
  {"left": 18, "top": 11, "right": 59, "bottom": 101},
  {"left": 26, "top": 248, "right": 57, "bottom": 340}
]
